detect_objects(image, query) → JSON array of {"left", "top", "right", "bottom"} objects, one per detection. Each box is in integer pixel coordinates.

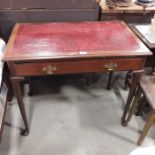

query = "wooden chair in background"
[{"left": 126, "top": 75, "right": 155, "bottom": 145}]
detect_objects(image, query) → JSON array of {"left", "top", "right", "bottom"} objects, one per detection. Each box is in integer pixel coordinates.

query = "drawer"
[{"left": 13, "top": 58, "right": 144, "bottom": 76}]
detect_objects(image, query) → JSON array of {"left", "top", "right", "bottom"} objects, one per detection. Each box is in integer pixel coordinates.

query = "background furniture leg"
[
  {"left": 124, "top": 71, "right": 132, "bottom": 90},
  {"left": 126, "top": 87, "right": 142, "bottom": 122},
  {"left": 137, "top": 111, "right": 155, "bottom": 146},
  {"left": 121, "top": 70, "right": 143, "bottom": 126},
  {"left": 27, "top": 77, "right": 33, "bottom": 96},
  {"left": 3, "top": 63, "right": 13, "bottom": 102},
  {"left": 135, "top": 96, "right": 146, "bottom": 116},
  {"left": 107, "top": 71, "right": 113, "bottom": 90}
]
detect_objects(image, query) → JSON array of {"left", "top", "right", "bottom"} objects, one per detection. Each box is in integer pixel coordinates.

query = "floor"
[{"left": 1, "top": 72, "right": 155, "bottom": 155}]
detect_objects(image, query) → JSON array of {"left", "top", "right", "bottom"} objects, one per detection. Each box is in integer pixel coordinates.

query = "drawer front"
[{"left": 13, "top": 58, "right": 144, "bottom": 76}]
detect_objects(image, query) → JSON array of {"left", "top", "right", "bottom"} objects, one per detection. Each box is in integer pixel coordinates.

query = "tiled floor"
[{"left": 1, "top": 72, "right": 155, "bottom": 155}]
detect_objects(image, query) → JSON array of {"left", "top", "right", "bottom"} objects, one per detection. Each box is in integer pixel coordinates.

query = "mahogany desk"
[{"left": 3, "top": 21, "right": 151, "bottom": 135}]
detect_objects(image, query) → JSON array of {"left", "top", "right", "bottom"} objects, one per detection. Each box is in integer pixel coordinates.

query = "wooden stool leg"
[
  {"left": 126, "top": 87, "right": 142, "bottom": 123},
  {"left": 137, "top": 111, "right": 155, "bottom": 146}
]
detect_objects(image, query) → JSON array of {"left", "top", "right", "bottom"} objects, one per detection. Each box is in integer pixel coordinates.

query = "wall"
[{"left": 0, "top": 0, "right": 100, "bottom": 40}]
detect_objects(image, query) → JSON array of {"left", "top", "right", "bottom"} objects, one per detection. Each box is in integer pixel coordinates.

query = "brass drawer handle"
[
  {"left": 104, "top": 62, "right": 118, "bottom": 71},
  {"left": 42, "top": 65, "right": 57, "bottom": 75}
]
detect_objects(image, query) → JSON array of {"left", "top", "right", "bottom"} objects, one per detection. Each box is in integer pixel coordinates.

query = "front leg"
[
  {"left": 11, "top": 77, "right": 29, "bottom": 136},
  {"left": 121, "top": 70, "right": 143, "bottom": 126}
]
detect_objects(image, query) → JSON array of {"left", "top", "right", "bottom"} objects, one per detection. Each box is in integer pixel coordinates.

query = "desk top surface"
[{"left": 3, "top": 21, "right": 151, "bottom": 61}]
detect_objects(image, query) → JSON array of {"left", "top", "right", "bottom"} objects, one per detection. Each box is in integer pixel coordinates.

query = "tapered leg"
[
  {"left": 107, "top": 71, "right": 113, "bottom": 90},
  {"left": 11, "top": 77, "right": 29, "bottom": 136},
  {"left": 126, "top": 87, "right": 142, "bottom": 122},
  {"left": 137, "top": 111, "right": 155, "bottom": 146},
  {"left": 121, "top": 70, "right": 143, "bottom": 126}
]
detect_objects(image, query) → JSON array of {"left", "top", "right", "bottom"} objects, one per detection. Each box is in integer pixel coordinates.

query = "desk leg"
[
  {"left": 121, "top": 70, "right": 143, "bottom": 126},
  {"left": 11, "top": 77, "right": 29, "bottom": 136}
]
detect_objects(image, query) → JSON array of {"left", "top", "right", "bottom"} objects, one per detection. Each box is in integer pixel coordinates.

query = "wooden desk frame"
[{"left": 3, "top": 21, "right": 151, "bottom": 135}]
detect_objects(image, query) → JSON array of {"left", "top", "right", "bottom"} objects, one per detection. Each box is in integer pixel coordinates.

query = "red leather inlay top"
[{"left": 5, "top": 21, "right": 151, "bottom": 60}]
